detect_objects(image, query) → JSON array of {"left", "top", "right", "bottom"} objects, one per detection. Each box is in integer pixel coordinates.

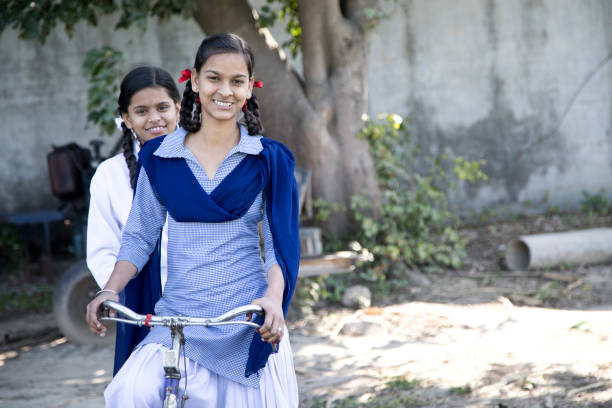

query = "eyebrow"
[
  {"left": 204, "top": 69, "right": 248, "bottom": 79},
  {"left": 132, "top": 101, "right": 171, "bottom": 109}
]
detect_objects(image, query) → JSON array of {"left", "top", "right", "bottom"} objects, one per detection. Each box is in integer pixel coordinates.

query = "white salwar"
[
  {"left": 104, "top": 326, "right": 299, "bottom": 407},
  {"left": 86, "top": 144, "right": 169, "bottom": 290}
]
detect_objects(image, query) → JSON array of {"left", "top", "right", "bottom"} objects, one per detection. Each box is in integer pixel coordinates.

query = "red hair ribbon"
[
  {"left": 243, "top": 80, "right": 263, "bottom": 111},
  {"left": 178, "top": 68, "right": 191, "bottom": 84}
]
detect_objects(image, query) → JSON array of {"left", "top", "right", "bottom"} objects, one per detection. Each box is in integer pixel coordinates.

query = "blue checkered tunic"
[{"left": 117, "top": 126, "right": 278, "bottom": 388}]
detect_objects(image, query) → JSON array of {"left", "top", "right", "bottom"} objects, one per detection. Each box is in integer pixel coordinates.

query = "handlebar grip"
[
  {"left": 102, "top": 300, "right": 145, "bottom": 321},
  {"left": 212, "top": 304, "right": 264, "bottom": 323}
]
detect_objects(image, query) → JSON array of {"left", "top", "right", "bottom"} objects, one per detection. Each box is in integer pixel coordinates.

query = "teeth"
[
  {"left": 214, "top": 100, "right": 232, "bottom": 107},
  {"left": 148, "top": 127, "right": 165, "bottom": 133}
]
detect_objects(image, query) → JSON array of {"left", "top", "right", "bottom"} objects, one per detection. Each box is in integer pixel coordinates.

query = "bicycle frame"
[{"left": 101, "top": 300, "right": 264, "bottom": 408}]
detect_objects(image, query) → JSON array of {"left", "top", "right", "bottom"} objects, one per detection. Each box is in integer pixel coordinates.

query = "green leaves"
[
  {"left": 1, "top": 0, "right": 196, "bottom": 43},
  {"left": 115, "top": 0, "right": 196, "bottom": 31},
  {"left": 1, "top": 1, "right": 117, "bottom": 43},
  {"left": 453, "top": 156, "right": 488, "bottom": 183},
  {"left": 580, "top": 188, "right": 610, "bottom": 216},
  {"left": 82, "top": 46, "right": 124, "bottom": 137},
  {"left": 351, "top": 113, "right": 486, "bottom": 278},
  {"left": 0, "top": 224, "right": 24, "bottom": 273},
  {"left": 256, "top": 0, "right": 301, "bottom": 57}
]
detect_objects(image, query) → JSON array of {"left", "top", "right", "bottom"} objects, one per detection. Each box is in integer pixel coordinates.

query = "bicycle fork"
[{"left": 163, "top": 324, "right": 188, "bottom": 408}]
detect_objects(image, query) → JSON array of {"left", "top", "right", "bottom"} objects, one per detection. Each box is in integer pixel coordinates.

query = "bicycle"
[{"left": 100, "top": 300, "right": 266, "bottom": 408}]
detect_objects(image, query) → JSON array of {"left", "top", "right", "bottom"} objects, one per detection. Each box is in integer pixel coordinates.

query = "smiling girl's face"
[
  {"left": 191, "top": 53, "right": 254, "bottom": 124},
  {"left": 122, "top": 86, "right": 180, "bottom": 145}
]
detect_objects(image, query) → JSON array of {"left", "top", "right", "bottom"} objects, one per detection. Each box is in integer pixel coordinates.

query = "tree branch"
[
  {"left": 343, "top": 0, "right": 382, "bottom": 30},
  {"left": 193, "top": 0, "right": 255, "bottom": 37},
  {"left": 298, "top": 0, "right": 354, "bottom": 122},
  {"left": 297, "top": 0, "right": 328, "bottom": 85}
]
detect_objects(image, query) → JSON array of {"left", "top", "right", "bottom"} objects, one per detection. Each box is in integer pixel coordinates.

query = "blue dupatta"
[{"left": 113, "top": 134, "right": 300, "bottom": 378}]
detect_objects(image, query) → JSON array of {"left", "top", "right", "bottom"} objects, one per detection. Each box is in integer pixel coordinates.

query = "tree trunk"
[{"left": 193, "top": 0, "right": 379, "bottom": 235}]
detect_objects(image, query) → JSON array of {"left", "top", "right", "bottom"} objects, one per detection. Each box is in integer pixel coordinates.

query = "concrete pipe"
[{"left": 505, "top": 228, "right": 612, "bottom": 270}]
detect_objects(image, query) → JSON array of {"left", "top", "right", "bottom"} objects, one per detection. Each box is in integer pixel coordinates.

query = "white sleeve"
[
  {"left": 116, "top": 168, "right": 167, "bottom": 272},
  {"left": 86, "top": 165, "right": 124, "bottom": 289}
]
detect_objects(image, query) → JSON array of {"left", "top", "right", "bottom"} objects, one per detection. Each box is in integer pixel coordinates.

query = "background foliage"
[
  {"left": 1, "top": 0, "right": 196, "bottom": 42},
  {"left": 82, "top": 46, "right": 125, "bottom": 137},
  {"left": 352, "top": 113, "right": 486, "bottom": 268},
  {"left": 298, "top": 114, "right": 488, "bottom": 307},
  {"left": 0, "top": 225, "right": 24, "bottom": 274},
  {"left": 257, "top": 0, "right": 301, "bottom": 57}
]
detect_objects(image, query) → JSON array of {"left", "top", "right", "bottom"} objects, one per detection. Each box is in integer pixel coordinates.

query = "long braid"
[
  {"left": 179, "top": 79, "right": 202, "bottom": 133},
  {"left": 121, "top": 123, "right": 138, "bottom": 188},
  {"left": 243, "top": 94, "right": 264, "bottom": 135}
]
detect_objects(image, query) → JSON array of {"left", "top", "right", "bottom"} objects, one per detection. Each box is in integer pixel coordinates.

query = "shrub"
[
  {"left": 0, "top": 224, "right": 24, "bottom": 274},
  {"left": 580, "top": 188, "right": 610, "bottom": 216},
  {"left": 350, "top": 114, "right": 486, "bottom": 280}
]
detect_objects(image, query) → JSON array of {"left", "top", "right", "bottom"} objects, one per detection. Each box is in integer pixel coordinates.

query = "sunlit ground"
[
  {"left": 0, "top": 302, "right": 610, "bottom": 407},
  {"left": 0, "top": 335, "right": 113, "bottom": 408},
  {"left": 292, "top": 301, "right": 612, "bottom": 406}
]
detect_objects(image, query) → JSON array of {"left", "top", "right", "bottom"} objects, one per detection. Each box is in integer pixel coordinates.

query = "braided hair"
[
  {"left": 119, "top": 122, "right": 138, "bottom": 189},
  {"left": 117, "top": 66, "right": 180, "bottom": 188},
  {"left": 179, "top": 33, "right": 264, "bottom": 135}
]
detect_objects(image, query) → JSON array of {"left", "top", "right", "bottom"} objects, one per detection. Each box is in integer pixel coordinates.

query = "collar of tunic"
[{"left": 152, "top": 125, "right": 263, "bottom": 160}]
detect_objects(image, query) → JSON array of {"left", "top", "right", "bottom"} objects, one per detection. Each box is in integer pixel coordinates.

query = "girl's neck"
[{"left": 191, "top": 120, "right": 240, "bottom": 149}]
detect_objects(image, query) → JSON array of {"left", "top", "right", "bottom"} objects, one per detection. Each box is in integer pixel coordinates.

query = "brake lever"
[{"left": 101, "top": 303, "right": 110, "bottom": 318}]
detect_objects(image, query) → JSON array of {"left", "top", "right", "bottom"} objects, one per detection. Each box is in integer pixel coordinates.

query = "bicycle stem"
[{"left": 163, "top": 322, "right": 183, "bottom": 380}]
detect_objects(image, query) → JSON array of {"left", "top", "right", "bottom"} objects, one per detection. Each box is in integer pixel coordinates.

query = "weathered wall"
[
  {"left": 368, "top": 0, "right": 612, "bottom": 213},
  {"left": 1, "top": 0, "right": 611, "bottom": 215},
  {"left": 0, "top": 14, "right": 203, "bottom": 213}
]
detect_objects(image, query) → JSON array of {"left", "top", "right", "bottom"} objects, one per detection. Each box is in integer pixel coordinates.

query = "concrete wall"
[
  {"left": 368, "top": 0, "right": 612, "bottom": 213},
  {"left": 1, "top": 0, "right": 611, "bottom": 215},
  {"left": 0, "top": 14, "right": 203, "bottom": 213}
]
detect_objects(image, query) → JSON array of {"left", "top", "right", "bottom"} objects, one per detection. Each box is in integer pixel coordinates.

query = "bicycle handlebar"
[{"left": 100, "top": 300, "right": 264, "bottom": 329}]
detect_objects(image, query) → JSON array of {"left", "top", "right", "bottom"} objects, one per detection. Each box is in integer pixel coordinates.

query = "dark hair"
[
  {"left": 117, "top": 66, "right": 180, "bottom": 188},
  {"left": 179, "top": 33, "right": 263, "bottom": 136}
]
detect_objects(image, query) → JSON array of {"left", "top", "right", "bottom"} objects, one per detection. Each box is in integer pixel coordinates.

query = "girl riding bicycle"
[{"left": 86, "top": 33, "right": 300, "bottom": 407}]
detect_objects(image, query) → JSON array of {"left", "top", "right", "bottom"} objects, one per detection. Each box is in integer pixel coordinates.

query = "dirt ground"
[{"left": 1, "top": 213, "right": 611, "bottom": 407}]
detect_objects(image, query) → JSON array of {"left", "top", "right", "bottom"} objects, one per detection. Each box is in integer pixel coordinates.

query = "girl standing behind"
[{"left": 86, "top": 65, "right": 180, "bottom": 374}]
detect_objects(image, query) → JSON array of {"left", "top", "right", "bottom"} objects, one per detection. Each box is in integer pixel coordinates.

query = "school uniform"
[
  {"left": 104, "top": 126, "right": 300, "bottom": 407},
  {"left": 86, "top": 142, "right": 169, "bottom": 290}
]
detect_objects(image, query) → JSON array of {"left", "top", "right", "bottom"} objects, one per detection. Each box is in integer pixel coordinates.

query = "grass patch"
[
  {"left": 386, "top": 377, "right": 421, "bottom": 391},
  {"left": 449, "top": 384, "right": 472, "bottom": 395},
  {"left": 0, "top": 284, "right": 53, "bottom": 319},
  {"left": 311, "top": 376, "right": 426, "bottom": 408}
]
